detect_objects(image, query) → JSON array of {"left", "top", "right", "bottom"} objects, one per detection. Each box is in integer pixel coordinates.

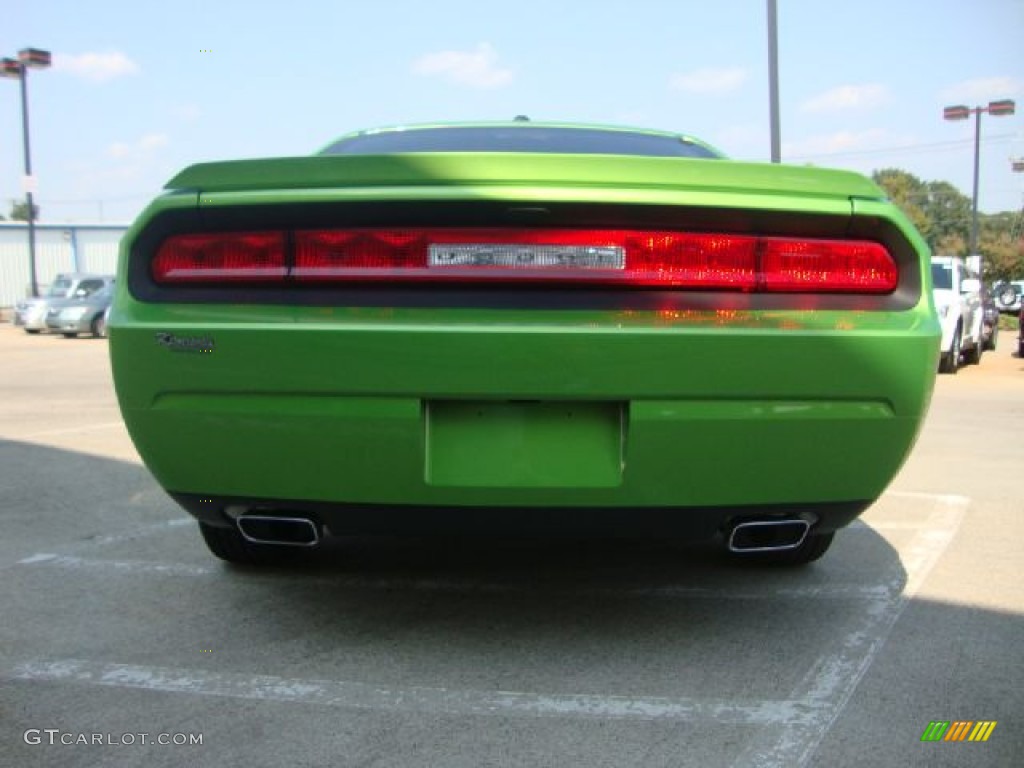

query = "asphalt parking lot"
[{"left": 1, "top": 324, "right": 1021, "bottom": 768}]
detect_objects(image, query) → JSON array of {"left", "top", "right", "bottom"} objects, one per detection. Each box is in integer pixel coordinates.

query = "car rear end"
[{"left": 109, "top": 134, "right": 940, "bottom": 564}]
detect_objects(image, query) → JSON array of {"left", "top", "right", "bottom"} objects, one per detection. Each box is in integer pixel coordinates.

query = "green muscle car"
[{"left": 108, "top": 121, "right": 940, "bottom": 566}]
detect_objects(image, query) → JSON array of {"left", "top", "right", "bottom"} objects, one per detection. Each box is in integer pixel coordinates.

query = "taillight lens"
[
  {"left": 153, "top": 232, "right": 286, "bottom": 282},
  {"left": 152, "top": 228, "right": 897, "bottom": 293},
  {"left": 761, "top": 238, "right": 898, "bottom": 293},
  {"left": 293, "top": 229, "right": 761, "bottom": 287}
]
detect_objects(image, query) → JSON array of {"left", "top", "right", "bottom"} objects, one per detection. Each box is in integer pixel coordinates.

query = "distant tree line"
[
  {"left": 872, "top": 169, "right": 1023, "bottom": 281},
  {"left": 0, "top": 200, "right": 40, "bottom": 222}
]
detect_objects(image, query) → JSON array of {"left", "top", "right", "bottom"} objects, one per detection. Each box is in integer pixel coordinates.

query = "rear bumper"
[
  {"left": 174, "top": 492, "right": 869, "bottom": 540},
  {"left": 110, "top": 308, "right": 940, "bottom": 519}
]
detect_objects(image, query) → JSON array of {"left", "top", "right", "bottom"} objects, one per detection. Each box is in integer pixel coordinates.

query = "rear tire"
[
  {"left": 91, "top": 313, "right": 107, "bottom": 338},
  {"left": 966, "top": 336, "right": 982, "bottom": 365},
  {"left": 939, "top": 329, "right": 961, "bottom": 374},
  {"left": 983, "top": 324, "right": 997, "bottom": 351},
  {"left": 62, "top": 332, "right": 78, "bottom": 339},
  {"left": 728, "top": 531, "right": 835, "bottom": 566},
  {"left": 25, "top": 329, "right": 40, "bottom": 335},
  {"left": 198, "top": 521, "right": 296, "bottom": 565}
]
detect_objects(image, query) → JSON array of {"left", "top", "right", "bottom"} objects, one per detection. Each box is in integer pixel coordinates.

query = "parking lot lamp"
[
  {"left": 1, "top": 48, "right": 51, "bottom": 298},
  {"left": 943, "top": 99, "right": 1016, "bottom": 256}
]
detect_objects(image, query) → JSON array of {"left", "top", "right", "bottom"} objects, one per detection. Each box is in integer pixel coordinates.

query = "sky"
[{"left": 2, "top": 0, "right": 1023, "bottom": 224}]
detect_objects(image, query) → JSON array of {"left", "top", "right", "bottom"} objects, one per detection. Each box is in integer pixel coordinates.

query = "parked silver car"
[
  {"left": 14, "top": 273, "right": 115, "bottom": 334},
  {"left": 44, "top": 279, "right": 115, "bottom": 338}
]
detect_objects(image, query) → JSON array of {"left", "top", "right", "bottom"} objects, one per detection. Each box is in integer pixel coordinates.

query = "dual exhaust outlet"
[
  {"left": 727, "top": 519, "right": 811, "bottom": 553},
  {"left": 234, "top": 513, "right": 810, "bottom": 553},
  {"left": 236, "top": 514, "right": 320, "bottom": 547}
]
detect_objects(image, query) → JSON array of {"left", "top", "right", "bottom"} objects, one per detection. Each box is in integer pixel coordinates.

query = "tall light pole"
[
  {"left": 1, "top": 47, "right": 51, "bottom": 298},
  {"left": 767, "top": 0, "right": 781, "bottom": 163},
  {"left": 942, "top": 99, "right": 1016, "bottom": 256}
]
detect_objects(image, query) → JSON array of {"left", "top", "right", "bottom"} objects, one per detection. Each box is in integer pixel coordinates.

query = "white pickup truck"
[{"left": 931, "top": 256, "right": 984, "bottom": 373}]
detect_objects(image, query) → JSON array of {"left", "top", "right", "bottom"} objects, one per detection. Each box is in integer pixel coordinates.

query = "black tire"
[
  {"left": 729, "top": 531, "right": 835, "bottom": 566},
  {"left": 24, "top": 329, "right": 40, "bottom": 335},
  {"left": 91, "top": 312, "right": 107, "bottom": 338},
  {"left": 983, "top": 324, "right": 998, "bottom": 351},
  {"left": 996, "top": 284, "right": 1019, "bottom": 309},
  {"left": 62, "top": 332, "right": 77, "bottom": 339},
  {"left": 198, "top": 521, "right": 296, "bottom": 565},
  {"left": 939, "top": 327, "right": 961, "bottom": 373},
  {"left": 966, "top": 335, "right": 983, "bottom": 365}
]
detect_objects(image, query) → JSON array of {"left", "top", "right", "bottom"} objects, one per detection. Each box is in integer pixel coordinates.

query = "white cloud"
[
  {"left": 940, "top": 76, "right": 1022, "bottom": 103},
  {"left": 52, "top": 51, "right": 139, "bottom": 83},
  {"left": 801, "top": 84, "right": 889, "bottom": 113},
  {"left": 412, "top": 43, "right": 513, "bottom": 89},
  {"left": 669, "top": 68, "right": 747, "bottom": 94},
  {"left": 107, "top": 133, "right": 168, "bottom": 160}
]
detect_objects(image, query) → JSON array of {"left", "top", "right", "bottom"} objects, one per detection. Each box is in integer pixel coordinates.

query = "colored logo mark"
[{"left": 920, "top": 720, "right": 997, "bottom": 742}]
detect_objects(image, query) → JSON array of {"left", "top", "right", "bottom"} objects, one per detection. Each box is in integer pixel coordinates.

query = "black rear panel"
[{"left": 128, "top": 200, "right": 922, "bottom": 311}]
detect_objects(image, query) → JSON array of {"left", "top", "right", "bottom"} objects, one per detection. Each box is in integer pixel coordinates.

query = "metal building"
[{"left": 0, "top": 222, "right": 128, "bottom": 308}]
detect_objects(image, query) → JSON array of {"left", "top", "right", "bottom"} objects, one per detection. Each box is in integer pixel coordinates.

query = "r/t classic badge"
[{"left": 155, "top": 332, "right": 215, "bottom": 354}]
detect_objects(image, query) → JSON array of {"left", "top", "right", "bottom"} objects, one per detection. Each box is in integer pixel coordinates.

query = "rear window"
[{"left": 320, "top": 126, "right": 721, "bottom": 159}]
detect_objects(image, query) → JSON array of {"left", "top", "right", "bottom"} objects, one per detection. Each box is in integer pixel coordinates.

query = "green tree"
[
  {"left": 872, "top": 169, "right": 931, "bottom": 240},
  {"left": 923, "top": 181, "right": 971, "bottom": 253},
  {"left": 9, "top": 200, "right": 40, "bottom": 221},
  {"left": 979, "top": 212, "right": 1024, "bottom": 282},
  {"left": 872, "top": 168, "right": 1023, "bottom": 278}
]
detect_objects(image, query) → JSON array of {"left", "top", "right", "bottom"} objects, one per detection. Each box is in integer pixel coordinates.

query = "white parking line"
[
  {"left": 6, "top": 657, "right": 818, "bottom": 725},
  {"left": 729, "top": 493, "right": 968, "bottom": 768},
  {"left": 15, "top": 553, "right": 899, "bottom": 601},
  {"left": 70, "top": 517, "right": 194, "bottom": 549},
  {"left": 4, "top": 491, "right": 967, "bottom": 759},
  {"left": 17, "top": 553, "right": 215, "bottom": 577}
]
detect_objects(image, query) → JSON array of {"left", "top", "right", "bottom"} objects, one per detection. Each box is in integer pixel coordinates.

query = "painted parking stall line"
[
  {"left": 15, "top": 551, "right": 901, "bottom": 601},
  {"left": 6, "top": 657, "right": 817, "bottom": 725},
  {"left": 729, "top": 493, "right": 968, "bottom": 768},
  {"left": 3, "top": 492, "right": 967, "bottom": 764}
]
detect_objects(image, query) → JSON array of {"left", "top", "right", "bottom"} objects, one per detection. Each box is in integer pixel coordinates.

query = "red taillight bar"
[
  {"left": 152, "top": 228, "right": 898, "bottom": 293},
  {"left": 152, "top": 232, "right": 287, "bottom": 282}
]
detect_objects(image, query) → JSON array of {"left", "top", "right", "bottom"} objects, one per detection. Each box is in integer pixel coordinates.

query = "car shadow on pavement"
[
  {"left": 2, "top": 436, "right": 909, "bottom": 602},
  {"left": 6, "top": 439, "right": 1023, "bottom": 767}
]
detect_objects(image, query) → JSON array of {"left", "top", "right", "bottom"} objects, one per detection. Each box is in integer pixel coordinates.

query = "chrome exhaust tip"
[
  {"left": 727, "top": 519, "right": 810, "bottom": 553},
  {"left": 236, "top": 515, "right": 320, "bottom": 547}
]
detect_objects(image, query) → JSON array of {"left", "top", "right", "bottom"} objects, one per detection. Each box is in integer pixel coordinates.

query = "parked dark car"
[
  {"left": 979, "top": 285, "right": 999, "bottom": 351},
  {"left": 1019, "top": 304, "right": 1024, "bottom": 358}
]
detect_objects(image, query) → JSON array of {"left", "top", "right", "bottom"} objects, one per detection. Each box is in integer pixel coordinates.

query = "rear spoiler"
[{"left": 164, "top": 153, "right": 886, "bottom": 202}]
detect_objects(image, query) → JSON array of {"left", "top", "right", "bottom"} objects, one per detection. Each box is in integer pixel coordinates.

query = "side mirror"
[{"left": 960, "top": 278, "right": 980, "bottom": 294}]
